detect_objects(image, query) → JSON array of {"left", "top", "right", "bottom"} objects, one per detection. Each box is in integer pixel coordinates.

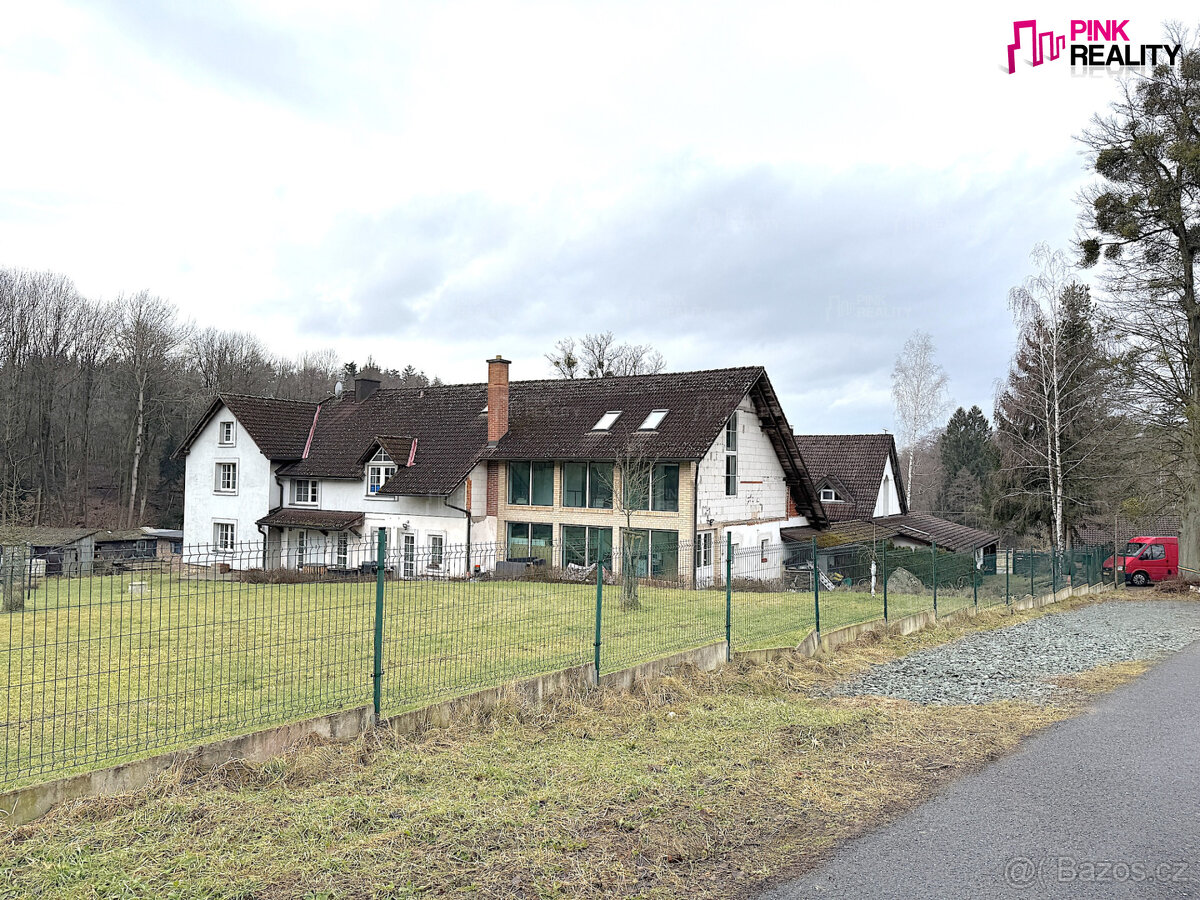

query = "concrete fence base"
[{"left": 1, "top": 580, "right": 1115, "bottom": 828}]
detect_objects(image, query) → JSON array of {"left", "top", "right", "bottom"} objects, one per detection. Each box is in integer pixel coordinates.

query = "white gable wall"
[
  {"left": 182, "top": 403, "right": 273, "bottom": 564},
  {"left": 873, "top": 454, "right": 903, "bottom": 517}
]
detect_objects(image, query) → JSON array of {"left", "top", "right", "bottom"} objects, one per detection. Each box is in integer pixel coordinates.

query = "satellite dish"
[{"left": 334, "top": 380, "right": 344, "bottom": 398}]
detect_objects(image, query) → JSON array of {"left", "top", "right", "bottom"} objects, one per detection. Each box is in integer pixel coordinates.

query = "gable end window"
[
  {"left": 214, "top": 462, "right": 238, "bottom": 494},
  {"left": 218, "top": 421, "right": 236, "bottom": 446},
  {"left": 820, "top": 488, "right": 845, "bottom": 503}
]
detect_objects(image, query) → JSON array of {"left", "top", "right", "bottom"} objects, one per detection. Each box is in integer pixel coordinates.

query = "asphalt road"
[{"left": 756, "top": 639, "right": 1200, "bottom": 899}]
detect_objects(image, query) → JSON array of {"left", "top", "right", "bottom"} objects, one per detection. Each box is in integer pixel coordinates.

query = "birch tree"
[
  {"left": 891, "top": 330, "right": 951, "bottom": 501},
  {"left": 994, "top": 246, "right": 1113, "bottom": 547}
]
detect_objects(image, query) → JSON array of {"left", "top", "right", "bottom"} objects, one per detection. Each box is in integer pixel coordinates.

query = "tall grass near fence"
[{"left": 0, "top": 536, "right": 1111, "bottom": 790}]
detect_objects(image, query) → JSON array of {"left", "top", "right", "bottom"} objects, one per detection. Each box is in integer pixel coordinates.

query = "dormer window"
[
  {"left": 593, "top": 410, "right": 622, "bottom": 431},
  {"left": 218, "top": 421, "right": 235, "bottom": 446},
  {"left": 820, "top": 488, "right": 845, "bottom": 503},
  {"left": 638, "top": 409, "right": 668, "bottom": 430},
  {"left": 368, "top": 448, "right": 396, "bottom": 494}
]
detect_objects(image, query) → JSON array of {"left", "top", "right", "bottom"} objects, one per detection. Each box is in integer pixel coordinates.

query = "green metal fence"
[{"left": 0, "top": 535, "right": 1115, "bottom": 790}]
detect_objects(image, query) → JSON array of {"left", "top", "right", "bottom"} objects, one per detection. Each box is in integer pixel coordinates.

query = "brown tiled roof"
[
  {"left": 793, "top": 434, "right": 907, "bottom": 522},
  {"left": 781, "top": 513, "right": 998, "bottom": 553},
  {"left": 180, "top": 367, "right": 825, "bottom": 519},
  {"left": 256, "top": 508, "right": 364, "bottom": 530},
  {"left": 173, "top": 395, "right": 319, "bottom": 461}
]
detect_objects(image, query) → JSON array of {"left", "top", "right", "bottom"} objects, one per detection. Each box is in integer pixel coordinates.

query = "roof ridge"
[
  {"left": 219, "top": 392, "right": 321, "bottom": 405},
  {"left": 366, "top": 365, "right": 765, "bottom": 394}
]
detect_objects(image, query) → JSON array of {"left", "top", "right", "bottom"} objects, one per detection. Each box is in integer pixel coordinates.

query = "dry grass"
[{"left": 0, "top": 594, "right": 1161, "bottom": 900}]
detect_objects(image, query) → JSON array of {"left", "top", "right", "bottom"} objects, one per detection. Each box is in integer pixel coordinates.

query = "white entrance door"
[{"left": 695, "top": 531, "right": 715, "bottom": 588}]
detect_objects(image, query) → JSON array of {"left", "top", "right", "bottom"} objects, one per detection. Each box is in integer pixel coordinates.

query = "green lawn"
[{"left": 2, "top": 567, "right": 945, "bottom": 791}]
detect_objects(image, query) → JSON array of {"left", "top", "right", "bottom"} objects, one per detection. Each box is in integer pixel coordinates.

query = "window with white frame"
[
  {"left": 695, "top": 531, "right": 714, "bottom": 569},
  {"left": 820, "top": 488, "right": 845, "bottom": 502},
  {"left": 428, "top": 533, "right": 445, "bottom": 569},
  {"left": 213, "top": 521, "right": 236, "bottom": 551},
  {"left": 336, "top": 532, "right": 348, "bottom": 568},
  {"left": 215, "top": 462, "right": 238, "bottom": 493},
  {"left": 760, "top": 537, "right": 769, "bottom": 564},
  {"left": 292, "top": 479, "right": 319, "bottom": 505},
  {"left": 296, "top": 529, "right": 307, "bottom": 567},
  {"left": 368, "top": 448, "right": 396, "bottom": 494},
  {"left": 218, "top": 420, "right": 235, "bottom": 446},
  {"left": 724, "top": 413, "right": 738, "bottom": 496}
]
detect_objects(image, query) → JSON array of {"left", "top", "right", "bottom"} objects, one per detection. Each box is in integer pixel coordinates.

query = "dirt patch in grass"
[{"left": 0, "top": 596, "right": 1161, "bottom": 900}]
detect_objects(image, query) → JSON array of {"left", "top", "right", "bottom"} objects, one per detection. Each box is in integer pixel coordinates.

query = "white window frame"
[
  {"left": 428, "top": 532, "right": 445, "bottom": 570},
  {"left": 367, "top": 448, "right": 396, "bottom": 495},
  {"left": 724, "top": 453, "right": 737, "bottom": 497},
  {"left": 214, "top": 461, "right": 238, "bottom": 495},
  {"left": 402, "top": 533, "right": 416, "bottom": 578},
  {"left": 725, "top": 412, "right": 738, "bottom": 451},
  {"left": 292, "top": 479, "right": 319, "bottom": 505},
  {"left": 820, "top": 488, "right": 843, "bottom": 503},
  {"left": 213, "top": 520, "right": 236, "bottom": 552},
  {"left": 295, "top": 529, "right": 307, "bottom": 568},
  {"left": 695, "top": 531, "right": 714, "bottom": 569},
  {"left": 336, "top": 532, "right": 349, "bottom": 568},
  {"left": 218, "top": 420, "right": 236, "bottom": 446}
]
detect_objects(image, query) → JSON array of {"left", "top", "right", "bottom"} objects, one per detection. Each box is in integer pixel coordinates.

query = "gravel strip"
[{"left": 835, "top": 600, "right": 1200, "bottom": 705}]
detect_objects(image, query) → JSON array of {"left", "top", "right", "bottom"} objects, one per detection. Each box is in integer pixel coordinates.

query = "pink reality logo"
[
  {"left": 1005, "top": 19, "right": 1176, "bottom": 75},
  {"left": 1006, "top": 20, "right": 1066, "bottom": 74}
]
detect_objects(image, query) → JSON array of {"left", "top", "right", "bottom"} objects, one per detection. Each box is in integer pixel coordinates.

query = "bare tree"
[
  {"left": 891, "top": 330, "right": 951, "bottom": 496},
  {"left": 547, "top": 331, "right": 666, "bottom": 378}
]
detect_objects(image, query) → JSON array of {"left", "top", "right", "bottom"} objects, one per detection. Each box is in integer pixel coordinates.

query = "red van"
[{"left": 1102, "top": 537, "right": 1179, "bottom": 586}]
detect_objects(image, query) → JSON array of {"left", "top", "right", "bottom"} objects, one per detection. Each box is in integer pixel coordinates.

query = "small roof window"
[
  {"left": 638, "top": 409, "right": 668, "bottom": 430},
  {"left": 593, "top": 410, "right": 622, "bottom": 431}
]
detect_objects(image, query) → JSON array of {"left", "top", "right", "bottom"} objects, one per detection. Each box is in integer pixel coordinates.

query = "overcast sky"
[{"left": 0, "top": 2, "right": 1191, "bottom": 433}]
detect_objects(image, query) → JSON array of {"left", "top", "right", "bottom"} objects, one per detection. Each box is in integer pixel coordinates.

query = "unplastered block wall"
[
  {"left": 182, "top": 404, "right": 273, "bottom": 564},
  {"left": 494, "top": 459, "right": 697, "bottom": 561},
  {"left": 696, "top": 394, "right": 789, "bottom": 527}
]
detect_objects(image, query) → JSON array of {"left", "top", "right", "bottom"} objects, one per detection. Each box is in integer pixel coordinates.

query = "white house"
[{"left": 176, "top": 359, "right": 829, "bottom": 582}]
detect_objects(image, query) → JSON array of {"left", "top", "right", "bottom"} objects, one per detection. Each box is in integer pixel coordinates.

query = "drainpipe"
[{"left": 444, "top": 485, "right": 472, "bottom": 577}]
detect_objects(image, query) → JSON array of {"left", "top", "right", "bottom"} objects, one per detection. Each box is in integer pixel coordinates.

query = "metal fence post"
[
  {"left": 725, "top": 532, "right": 733, "bottom": 661},
  {"left": 373, "top": 527, "right": 386, "bottom": 720},
  {"left": 594, "top": 556, "right": 603, "bottom": 683},
  {"left": 1030, "top": 547, "right": 1035, "bottom": 600},
  {"left": 812, "top": 536, "right": 820, "bottom": 636},
  {"left": 1052, "top": 548, "right": 1059, "bottom": 595},
  {"left": 1005, "top": 551, "right": 1010, "bottom": 606},
  {"left": 931, "top": 540, "right": 938, "bottom": 618},
  {"left": 973, "top": 555, "right": 979, "bottom": 608},
  {"left": 882, "top": 542, "right": 888, "bottom": 623}
]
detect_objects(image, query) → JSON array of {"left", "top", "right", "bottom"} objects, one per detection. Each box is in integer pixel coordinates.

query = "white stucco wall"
[
  {"left": 872, "top": 455, "right": 903, "bottom": 517},
  {"left": 181, "top": 404, "right": 273, "bottom": 566}
]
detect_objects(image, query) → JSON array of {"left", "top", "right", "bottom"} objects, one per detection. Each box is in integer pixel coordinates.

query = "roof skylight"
[
  {"left": 638, "top": 409, "right": 668, "bottom": 430},
  {"left": 592, "top": 410, "right": 622, "bottom": 431}
]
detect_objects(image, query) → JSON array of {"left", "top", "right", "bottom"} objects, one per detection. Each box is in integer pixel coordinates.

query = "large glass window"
[
  {"left": 561, "top": 525, "right": 612, "bottom": 567},
  {"left": 507, "top": 461, "right": 554, "bottom": 506},
  {"left": 562, "top": 461, "right": 614, "bottom": 509},
  {"left": 368, "top": 448, "right": 395, "bottom": 494},
  {"left": 506, "top": 522, "right": 553, "bottom": 561},
  {"left": 620, "top": 529, "right": 678, "bottom": 578},
  {"left": 651, "top": 463, "right": 679, "bottom": 512},
  {"left": 589, "top": 462, "right": 613, "bottom": 509}
]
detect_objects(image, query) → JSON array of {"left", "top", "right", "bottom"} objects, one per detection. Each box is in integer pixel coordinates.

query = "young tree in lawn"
[
  {"left": 891, "top": 330, "right": 952, "bottom": 502},
  {"left": 1077, "top": 30, "right": 1200, "bottom": 575}
]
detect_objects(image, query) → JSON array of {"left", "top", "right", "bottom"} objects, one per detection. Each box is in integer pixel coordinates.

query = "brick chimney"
[
  {"left": 354, "top": 377, "right": 381, "bottom": 402},
  {"left": 487, "top": 356, "right": 510, "bottom": 444}
]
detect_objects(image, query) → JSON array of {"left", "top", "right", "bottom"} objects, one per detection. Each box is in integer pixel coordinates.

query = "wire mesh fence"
[{"left": 0, "top": 534, "right": 1116, "bottom": 789}]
